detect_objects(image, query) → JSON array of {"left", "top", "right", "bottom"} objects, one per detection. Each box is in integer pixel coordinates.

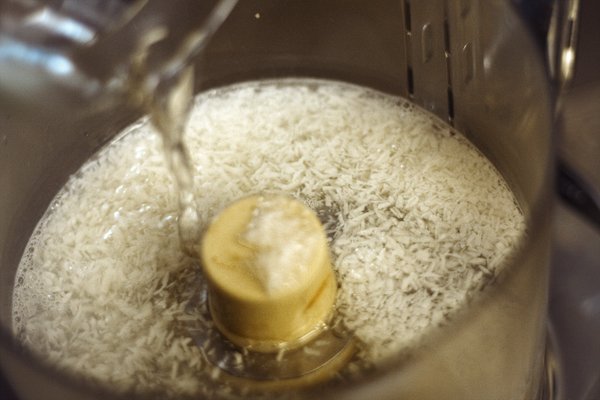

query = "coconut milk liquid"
[{"left": 11, "top": 79, "right": 526, "bottom": 398}]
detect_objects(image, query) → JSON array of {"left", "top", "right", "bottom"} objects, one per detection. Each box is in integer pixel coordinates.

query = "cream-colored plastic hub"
[{"left": 200, "top": 194, "right": 337, "bottom": 352}]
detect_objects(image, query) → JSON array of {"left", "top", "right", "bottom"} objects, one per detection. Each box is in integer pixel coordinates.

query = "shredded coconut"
[
  {"left": 12, "top": 78, "right": 525, "bottom": 397},
  {"left": 243, "top": 196, "right": 319, "bottom": 294}
]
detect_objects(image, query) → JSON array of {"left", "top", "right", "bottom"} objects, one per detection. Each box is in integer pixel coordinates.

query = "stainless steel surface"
[
  {"left": 550, "top": 0, "right": 600, "bottom": 398},
  {"left": 553, "top": 203, "right": 600, "bottom": 400},
  {"left": 2, "top": 0, "right": 595, "bottom": 398},
  {"left": 551, "top": 20, "right": 600, "bottom": 399}
]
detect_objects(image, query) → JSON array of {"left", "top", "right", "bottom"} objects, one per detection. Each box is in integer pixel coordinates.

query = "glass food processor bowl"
[{"left": 0, "top": 0, "right": 567, "bottom": 399}]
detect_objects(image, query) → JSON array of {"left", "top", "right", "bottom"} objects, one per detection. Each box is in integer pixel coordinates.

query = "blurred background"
[
  {"left": 551, "top": 0, "right": 600, "bottom": 399},
  {"left": 1, "top": 0, "right": 599, "bottom": 399}
]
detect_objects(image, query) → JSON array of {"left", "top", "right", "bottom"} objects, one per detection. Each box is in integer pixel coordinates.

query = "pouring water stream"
[{"left": 126, "top": 0, "right": 237, "bottom": 255}]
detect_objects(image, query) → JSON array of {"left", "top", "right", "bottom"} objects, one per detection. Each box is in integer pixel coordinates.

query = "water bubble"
[
  {"left": 134, "top": 145, "right": 147, "bottom": 160},
  {"left": 102, "top": 227, "right": 114, "bottom": 241}
]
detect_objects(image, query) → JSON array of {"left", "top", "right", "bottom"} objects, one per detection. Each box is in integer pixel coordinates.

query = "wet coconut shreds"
[{"left": 12, "top": 79, "right": 525, "bottom": 397}]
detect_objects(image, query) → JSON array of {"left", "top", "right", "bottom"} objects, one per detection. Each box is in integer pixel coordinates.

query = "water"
[
  {"left": 145, "top": 66, "right": 201, "bottom": 256},
  {"left": 125, "top": 0, "right": 235, "bottom": 255},
  {"left": 11, "top": 78, "right": 527, "bottom": 398},
  {"left": 99, "top": 0, "right": 239, "bottom": 256}
]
